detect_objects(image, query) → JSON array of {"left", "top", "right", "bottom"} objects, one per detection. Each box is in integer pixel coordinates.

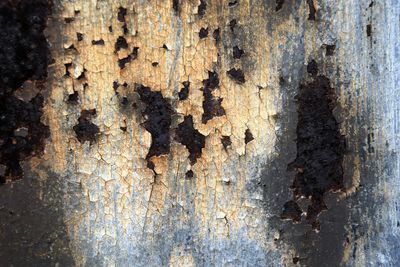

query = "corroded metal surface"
[{"left": 0, "top": 0, "right": 399, "bottom": 266}]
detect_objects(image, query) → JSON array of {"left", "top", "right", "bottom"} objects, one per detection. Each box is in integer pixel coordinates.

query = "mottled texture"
[{"left": 0, "top": 0, "right": 399, "bottom": 266}]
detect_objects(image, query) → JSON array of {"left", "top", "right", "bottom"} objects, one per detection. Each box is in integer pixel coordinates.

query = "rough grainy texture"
[
  {"left": 0, "top": 0, "right": 51, "bottom": 183},
  {"left": 0, "top": 0, "right": 399, "bottom": 266}
]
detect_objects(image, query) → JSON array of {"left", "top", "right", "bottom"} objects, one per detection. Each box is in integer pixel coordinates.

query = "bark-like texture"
[{"left": 0, "top": 0, "right": 399, "bottom": 266}]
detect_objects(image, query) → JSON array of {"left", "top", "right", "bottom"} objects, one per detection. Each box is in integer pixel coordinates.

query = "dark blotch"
[
  {"left": 76, "top": 32, "right": 83, "bottom": 41},
  {"left": 366, "top": 24, "right": 372, "bottom": 37},
  {"left": 221, "top": 136, "right": 232, "bottom": 150},
  {"left": 281, "top": 200, "right": 302, "bottom": 222},
  {"left": 201, "top": 71, "right": 225, "bottom": 124},
  {"left": 117, "top": 7, "right": 127, "bottom": 22},
  {"left": 244, "top": 129, "right": 254, "bottom": 144},
  {"left": 325, "top": 44, "right": 336, "bottom": 56},
  {"left": 198, "top": 0, "right": 207, "bottom": 18},
  {"left": 185, "top": 170, "right": 194, "bottom": 179},
  {"left": 227, "top": 68, "right": 245, "bottom": 84},
  {"left": 233, "top": 46, "right": 244, "bottom": 59},
  {"left": 276, "top": 0, "right": 285, "bottom": 11},
  {"left": 0, "top": 0, "right": 52, "bottom": 183},
  {"left": 175, "top": 115, "right": 205, "bottom": 165},
  {"left": 228, "top": 0, "right": 238, "bottom": 7},
  {"left": 136, "top": 84, "right": 173, "bottom": 159},
  {"left": 64, "top": 17, "right": 74, "bottom": 23},
  {"left": 178, "top": 81, "right": 190, "bottom": 100},
  {"left": 118, "top": 47, "right": 139, "bottom": 69},
  {"left": 213, "top": 28, "right": 220, "bottom": 43},
  {"left": 229, "top": 19, "right": 237, "bottom": 32},
  {"left": 199, "top": 27, "right": 209, "bottom": 39},
  {"left": 172, "top": 0, "right": 180, "bottom": 14},
  {"left": 92, "top": 39, "right": 105, "bottom": 45},
  {"left": 285, "top": 60, "right": 345, "bottom": 230},
  {"left": 67, "top": 91, "right": 79, "bottom": 104},
  {"left": 73, "top": 109, "right": 100, "bottom": 144},
  {"left": 122, "top": 23, "right": 128, "bottom": 35},
  {"left": 115, "top": 36, "right": 128, "bottom": 52},
  {"left": 307, "top": 0, "right": 316, "bottom": 20},
  {"left": 306, "top": 59, "right": 318, "bottom": 76}
]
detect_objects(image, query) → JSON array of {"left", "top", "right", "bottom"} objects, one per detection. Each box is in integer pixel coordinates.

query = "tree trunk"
[{"left": 0, "top": 0, "right": 399, "bottom": 266}]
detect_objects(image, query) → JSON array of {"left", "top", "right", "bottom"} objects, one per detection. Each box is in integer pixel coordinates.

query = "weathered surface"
[{"left": 0, "top": 0, "right": 399, "bottom": 266}]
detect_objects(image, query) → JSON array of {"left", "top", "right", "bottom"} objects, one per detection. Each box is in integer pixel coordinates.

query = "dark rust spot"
[
  {"left": 175, "top": 115, "right": 205, "bottom": 165},
  {"left": 213, "top": 28, "right": 220, "bottom": 43},
  {"left": 118, "top": 47, "right": 139, "bottom": 69},
  {"left": 221, "top": 136, "right": 232, "bottom": 150},
  {"left": 117, "top": 6, "right": 127, "bottom": 22},
  {"left": 232, "top": 46, "right": 244, "bottom": 59},
  {"left": 325, "top": 44, "right": 336, "bottom": 56},
  {"left": 178, "top": 81, "right": 190, "bottom": 100},
  {"left": 199, "top": 27, "right": 209, "bottom": 39},
  {"left": 0, "top": 0, "right": 52, "bottom": 183},
  {"left": 283, "top": 60, "right": 345, "bottom": 230},
  {"left": 229, "top": 19, "right": 237, "bottom": 32},
  {"left": 306, "top": 59, "right": 318, "bottom": 76},
  {"left": 366, "top": 24, "right": 372, "bottom": 37},
  {"left": 76, "top": 32, "right": 83, "bottom": 41},
  {"left": 198, "top": 0, "right": 207, "bottom": 18},
  {"left": 115, "top": 36, "right": 128, "bottom": 52},
  {"left": 307, "top": 0, "right": 316, "bottom": 20},
  {"left": 136, "top": 84, "right": 173, "bottom": 159},
  {"left": 244, "top": 129, "right": 254, "bottom": 144},
  {"left": 227, "top": 68, "right": 245, "bottom": 84},
  {"left": 64, "top": 17, "right": 74, "bottom": 23},
  {"left": 281, "top": 200, "right": 302, "bottom": 222},
  {"left": 185, "top": 170, "right": 194, "bottom": 179},
  {"left": 73, "top": 109, "right": 100, "bottom": 144},
  {"left": 276, "top": 0, "right": 285, "bottom": 11},
  {"left": 228, "top": 0, "right": 238, "bottom": 7},
  {"left": 92, "top": 39, "right": 105, "bottom": 46},
  {"left": 201, "top": 71, "right": 225, "bottom": 124},
  {"left": 172, "top": 0, "right": 180, "bottom": 14},
  {"left": 67, "top": 91, "right": 79, "bottom": 104}
]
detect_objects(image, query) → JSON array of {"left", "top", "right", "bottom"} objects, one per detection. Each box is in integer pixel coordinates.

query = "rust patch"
[
  {"left": 178, "top": 81, "right": 190, "bottom": 101},
  {"left": 175, "top": 115, "right": 205, "bottom": 165},
  {"left": 306, "top": 0, "right": 316, "bottom": 21},
  {"left": 198, "top": 0, "right": 207, "bottom": 18},
  {"left": 73, "top": 109, "right": 100, "bottom": 144},
  {"left": 201, "top": 71, "right": 225, "bottom": 124},
  {"left": 227, "top": 68, "right": 245, "bottom": 84},
  {"left": 282, "top": 60, "right": 345, "bottom": 230},
  {"left": 0, "top": 0, "right": 52, "bottom": 183},
  {"left": 276, "top": 0, "right": 285, "bottom": 11},
  {"left": 136, "top": 84, "right": 173, "bottom": 159}
]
